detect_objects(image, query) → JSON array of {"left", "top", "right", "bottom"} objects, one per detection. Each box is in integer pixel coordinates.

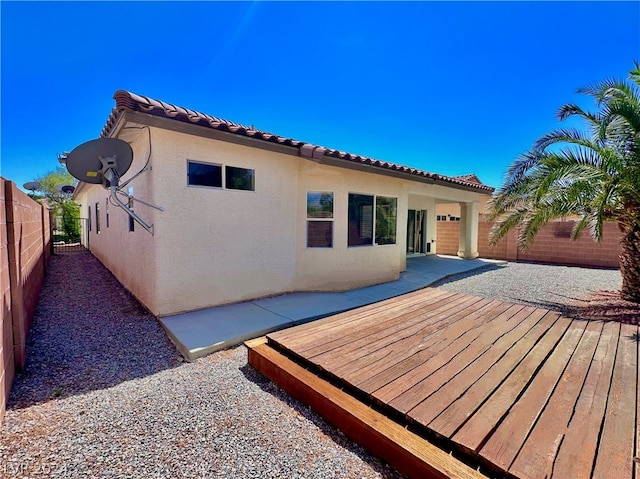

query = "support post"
[{"left": 457, "top": 201, "right": 479, "bottom": 259}]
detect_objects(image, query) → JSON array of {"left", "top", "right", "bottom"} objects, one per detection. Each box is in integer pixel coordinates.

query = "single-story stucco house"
[{"left": 73, "top": 90, "right": 494, "bottom": 317}]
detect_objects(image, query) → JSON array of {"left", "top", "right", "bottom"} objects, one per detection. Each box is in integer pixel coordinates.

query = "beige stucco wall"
[
  {"left": 76, "top": 118, "right": 491, "bottom": 317},
  {"left": 148, "top": 128, "right": 299, "bottom": 315},
  {"left": 294, "top": 161, "right": 408, "bottom": 291},
  {"left": 74, "top": 126, "right": 159, "bottom": 313},
  {"left": 436, "top": 193, "right": 491, "bottom": 218}
]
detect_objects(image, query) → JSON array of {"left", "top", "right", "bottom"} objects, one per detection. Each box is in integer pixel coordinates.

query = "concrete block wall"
[
  {"left": 436, "top": 218, "right": 621, "bottom": 268},
  {"left": 0, "top": 180, "right": 14, "bottom": 425},
  {"left": 434, "top": 221, "right": 460, "bottom": 256},
  {"left": 0, "top": 178, "right": 51, "bottom": 424}
]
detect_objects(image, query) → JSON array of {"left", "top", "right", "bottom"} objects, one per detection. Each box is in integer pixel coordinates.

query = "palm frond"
[
  {"left": 630, "top": 61, "right": 640, "bottom": 86},
  {"left": 502, "top": 149, "right": 544, "bottom": 187},
  {"left": 577, "top": 78, "right": 637, "bottom": 105},
  {"left": 534, "top": 128, "right": 599, "bottom": 151},
  {"left": 571, "top": 215, "right": 590, "bottom": 240},
  {"left": 556, "top": 103, "right": 600, "bottom": 125}
]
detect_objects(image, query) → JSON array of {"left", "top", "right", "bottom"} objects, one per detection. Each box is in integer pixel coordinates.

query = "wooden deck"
[{"left": 246, "top": 287, "right": 639, "bottom": 479}]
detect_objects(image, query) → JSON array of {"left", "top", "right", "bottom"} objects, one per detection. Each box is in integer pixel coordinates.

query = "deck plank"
[
  {"left": 550, "top": 321, "right": 620, "bottom": 479},
  {"left": 269, "top": 289, "right": 455, "bottom": 352},
  {"left": 429, "top": 311, "right": 565, "bottom": 438},
  {"left": 408, "top": 308, "right": 556, "bottom": 428},
  {"left": 356, "top": 300, "right": 516, "bottom": 394},
  {"left": 384, "top": 305, "right": 540, "bottom": 414},
  {"left": 372, "top": 303, "right": 529, "bottom": 406},
  {"left": 450, "top": 315, "right": 572, "bottom": 449},
  {"left": 508, "top": 320, "right": 604, "bottom": 479},
  {"left": 265, "top": 289, "right": 443, "bottom": 349},
  {"left": 478, "top": 321, "right": 586, "bottom": 471},
  {"left": 591, "top": 322, "right": 638, "bottom": 479},
  {"left": 322, "top": 295, "right": 490, "bottom": 378},
  {"left": 269, "top": 287, "right": 450, "bottom": 340},
  {"left": 305, "top": 292, "right": 476, "bottom": 361}
]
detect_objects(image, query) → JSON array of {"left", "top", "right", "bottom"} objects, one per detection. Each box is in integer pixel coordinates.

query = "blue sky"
[{"left": 2, "top": 1, "right": 639, "bottom": 192}]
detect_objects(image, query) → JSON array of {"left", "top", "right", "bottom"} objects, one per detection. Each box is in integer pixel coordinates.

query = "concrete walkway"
[{"left": 159, "top": 255, "right": 506, "bottom": 360}]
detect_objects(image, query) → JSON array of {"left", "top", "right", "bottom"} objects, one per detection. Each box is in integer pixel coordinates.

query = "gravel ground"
[
  {"left": 1, "top": 253, "right": 401, "bottom": 479},
  {"left": 431, "top": 261, "right": 622, "bottom": 315}
]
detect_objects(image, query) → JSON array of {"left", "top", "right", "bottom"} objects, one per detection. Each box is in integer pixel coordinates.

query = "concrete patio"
[{"left": 159, "top": 255, "right": 505, "bottom": 360}]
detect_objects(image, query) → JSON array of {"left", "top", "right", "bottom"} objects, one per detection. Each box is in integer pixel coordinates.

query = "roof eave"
[{"left": 102, "top": 90, "right": 495, "bottom": 195}]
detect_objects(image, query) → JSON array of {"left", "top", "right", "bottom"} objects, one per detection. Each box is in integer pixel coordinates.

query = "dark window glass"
[
  {"left": 88, "top": 207, "right": 92, "bottom": 232},
  {"left": 188, "top": 161, "right": 222, "bottom": 187},
  {"left": 307, "top": 192, "right": 333, "bottom": 218},
  {"left": 348, "top": 194, "right": 374, "bottom": 246},
  {"left": 226, "top": 166, "right": 255, "bottom": 191},
  {"left": 376, "top": 196, "right": 397, "bottom": 245},
  {"left": 95, "top": 202, "right": 100, "bottom": 233},
  {"left": 307, "top": 221, "right": 333, "bottom": 248},
  {"left": 128, "top": 197, "right": 135, "bottom": 232}
]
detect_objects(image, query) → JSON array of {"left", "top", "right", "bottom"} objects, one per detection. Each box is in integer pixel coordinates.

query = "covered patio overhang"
[{"left": 408, "top": 186, "right": 483, "bottom": 259}]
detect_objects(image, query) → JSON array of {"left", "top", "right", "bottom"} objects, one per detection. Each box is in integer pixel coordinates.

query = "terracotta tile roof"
[
  {"left": 452, "top": 174, "right": 483, "bottom": 184},
  {"left": 102, "top": 90, "right": 494, "bottom": 193}
]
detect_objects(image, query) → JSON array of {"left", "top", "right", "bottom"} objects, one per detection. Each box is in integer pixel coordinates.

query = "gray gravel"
[
  {"left": 431, "top": 261, "right": 622, "bottom": 314},
  {"left": 1, "top": 252, "right": 401, "bottom": 479}
]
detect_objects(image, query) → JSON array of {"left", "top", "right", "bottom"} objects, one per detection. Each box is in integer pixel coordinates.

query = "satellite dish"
[
  {"left": 23, "top": 181, "right": 41, "bottom": 192},
  {"left": 55, "top": 184, "right": 76, "bottom": 194},
  {"left": 65, "top": 138, "right": 133, "bottom": 187},
  {"left": 63, "top": 136, "right": 163, "bottom": 235}
]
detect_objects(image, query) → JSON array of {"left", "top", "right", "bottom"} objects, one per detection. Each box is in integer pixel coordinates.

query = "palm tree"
[{"left": 487, "top": 62, "right": 640, "bottom": 303}]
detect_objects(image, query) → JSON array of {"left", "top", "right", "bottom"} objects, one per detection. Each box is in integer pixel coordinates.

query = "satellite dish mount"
[{"left": 65, "top": 138, "right": 163, "bottom": 234}]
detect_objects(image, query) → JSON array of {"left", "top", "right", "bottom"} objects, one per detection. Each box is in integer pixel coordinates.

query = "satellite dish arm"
[
  {"left": 114, "top": 189, "right": 164, "bottom": 212},
  {"left": 110, "top": 186, "right": 155, "bottom": 235}
]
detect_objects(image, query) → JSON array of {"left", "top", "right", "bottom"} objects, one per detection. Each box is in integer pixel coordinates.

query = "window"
[
  {"left": 307, "top": 192, "right": 333, "bottom": 247},
  {"left": 436, "top": 215, "right": 447, "bottom": 221},
  {"left": 225, "top": 166, "right": 255, "bottom": 191},
  {"left": 188, "top": 161, "right": 222, "bottom": 188},
  {"left": 348, "top": 193, "right": 397, "bottom": 247},
  {"left": 95, "top": 202, "right": 100, "bottom": 234},
  {"left": 88, "top": 206, "right": 92, "bottom": 232},
  {"left": 449, "top": 215, "right": 460, "bottom": 222},
  {"left": 128, "top": 196, "right": 135, "bottom": 232},
  {"left": 187, "top": 161, "right": 255, "bottom": 191},
  {"left": 348, "top": 194, "right": 374, "bottom": 246},
  {"left": 375, "top": 196, "right": 397, "bottom": 245},
  {"left": 105, "top": 199, "right": 110, "bottom": 228}
]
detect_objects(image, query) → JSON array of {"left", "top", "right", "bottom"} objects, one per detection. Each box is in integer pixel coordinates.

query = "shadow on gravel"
[
  {"left": 239, "top": 364, "right": 405, "bottom": 479},
  {"left": 8, "top": 252, "right": 182, "bottom": 410},
  {"left": 499, "top": 294, "right": 582, "bottom": 315}
]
